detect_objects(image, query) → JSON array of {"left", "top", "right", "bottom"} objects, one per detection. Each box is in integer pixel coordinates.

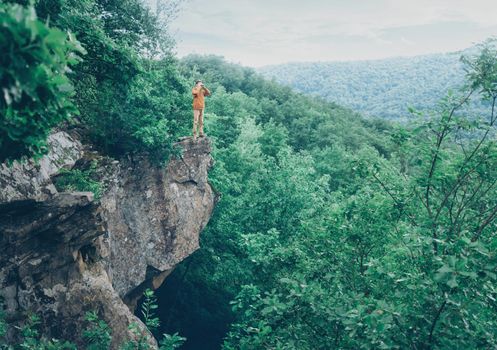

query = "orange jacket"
[{"left": 192, "top": 86, "right": 211, "bottom": 110}]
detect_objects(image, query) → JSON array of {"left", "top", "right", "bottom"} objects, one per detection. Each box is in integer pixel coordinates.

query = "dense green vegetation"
[
  {"left": 54, "top": 160, "right": 104, "bottom": 199},
  {"left": 157, "top": 46, "right": 497, "bottom": 349},
  {"left": 155, "top": 55, "right": 392, "bottom": 349},
  {"left": 0, "top": 2, "right": 84, "bottom": 162},
  {"left": 2, "top": 0, "right": 190, "bottom": 163},
  {"left": 259, "top": 50, "right": 490, "bottom": 121},
  {"left": 1, "top": 1, "right": 497, "bottom": 349}
]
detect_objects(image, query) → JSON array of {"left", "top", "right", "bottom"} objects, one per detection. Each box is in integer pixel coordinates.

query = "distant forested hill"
[{"left": 259, "top": 50, "right": 488, "bottom": 120}]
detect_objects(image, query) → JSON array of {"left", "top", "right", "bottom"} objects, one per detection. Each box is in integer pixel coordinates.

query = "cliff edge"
[{"left": 0, "top": 132, "right": 216, "bottom": 348}]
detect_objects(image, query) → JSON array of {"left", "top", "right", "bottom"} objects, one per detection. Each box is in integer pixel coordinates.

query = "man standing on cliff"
[{"left": 192, "top": 80, "right": 211, "bottom": 140}]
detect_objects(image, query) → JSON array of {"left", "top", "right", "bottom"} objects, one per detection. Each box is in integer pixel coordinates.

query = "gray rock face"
[
  {"left": 0, "top": 131, "right": 83, "bottom": 203},
  {"left": 0, "top": 135, "right": 216, "bottom": 348},
  {"left": 101, "top": 137, "right": 216, "bottom": 307}
]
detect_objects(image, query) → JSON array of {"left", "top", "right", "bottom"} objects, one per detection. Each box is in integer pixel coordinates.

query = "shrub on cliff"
[
  {"left": 31, "top": 0, "right": 189, "bottom": 161},
  {"left": 2, "top": 0, "right": 190, "bottom": 163},
  {"left": 0, "top": 2, "right": 85, "bottom": 162}
]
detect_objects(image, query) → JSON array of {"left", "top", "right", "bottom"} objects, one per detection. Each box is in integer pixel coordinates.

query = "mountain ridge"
[{"left": 258, "top": 46, "right": 487, "bottom": 120}]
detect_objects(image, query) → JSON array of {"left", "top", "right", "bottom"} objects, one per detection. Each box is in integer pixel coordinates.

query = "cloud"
[{"left": 165, "top": 0, "right": 497, "bottom": 66}]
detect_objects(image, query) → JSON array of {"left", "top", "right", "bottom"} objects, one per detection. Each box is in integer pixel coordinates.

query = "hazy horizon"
[
  {"left": 148, "top": 0, "right": 497, "bottom": 67},
  {"left": 254, "top": 47, "right": 475, "bottom": 68}
]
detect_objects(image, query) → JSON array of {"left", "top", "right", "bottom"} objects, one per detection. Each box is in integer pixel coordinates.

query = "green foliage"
[
  {"left": 0, "top": 2, "right": 85, "bottom": 162},
  {"left": 218, "top": 41, "right": 497, "bottom": 350},
  {"left": 0, "top": 309, "right": 77, "bottom": 349},
  {"left": 141, "top": 289, "right": 160, "bottom": 332},
  {"left": 105, "top": 62, "right": 191, "bottom": 162},
  {"left": 1, "top": 302, "right": 184, "bottom": 349},
  {"left": 54, "top": 160, "right": 103, "bottom": 199},
  {"left": 11, "top": 0, "right": 190, "bottom": 161},
  {"left": 158, "top": 333, "right": 186, "bottom": 350},
  {"left": 17, "top": 315, "right": 76, "bottom": 350},
  {"left": 156, "top": 44, "right": 497, "bottom": 350},
  {"left": 181, "top": 54, "right": 391, "bottom": 154},
  {"left": 82, "top": 311, "right": 112, "bottom": 350},
  {"left": 0, "top": 305, "right": 7, "bottom": 347},
  {"left": 157, "top": 55, "right": 391, "bottom": 349},
  {"left": 122, "top": 289, "right": 187, "bottom": 350},
  {"left": 462, "top": 38, "right": 497, "bottom": 100},
  {"left": 119, "top": 322, "right": 153, "bottom": 350}
]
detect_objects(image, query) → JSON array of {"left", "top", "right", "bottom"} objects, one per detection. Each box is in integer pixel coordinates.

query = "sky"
[{"left": 159, "top": 0, "right": 497, "bottom": 67}]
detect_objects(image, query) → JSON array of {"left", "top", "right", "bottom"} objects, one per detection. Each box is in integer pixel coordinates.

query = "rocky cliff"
[{"left": 0, "top": 132, "right": 216, "bottom": 348}]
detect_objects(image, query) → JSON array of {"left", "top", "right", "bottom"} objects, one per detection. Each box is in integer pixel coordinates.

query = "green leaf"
[{"left": 447, "top": 277, "right": 458, "bottom": 288}]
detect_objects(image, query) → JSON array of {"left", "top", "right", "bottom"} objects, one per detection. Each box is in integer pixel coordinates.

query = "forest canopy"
[
  {"left": 158, "top": 42, "right": 497, "bottom": 350},
  {"left": 259, "top": 50, "right": 491, "bottom": 121},
  {"left": 1, "top": 0, "right": 190, "bottom": 163}
]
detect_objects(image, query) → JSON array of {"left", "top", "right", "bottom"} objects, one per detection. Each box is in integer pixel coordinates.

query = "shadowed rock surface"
[{"left": 0, "top": 133, "right": 216, "bottom": 348}]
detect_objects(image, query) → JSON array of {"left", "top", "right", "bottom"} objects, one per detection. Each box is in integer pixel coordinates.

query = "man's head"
[{"left": 195, "top": 80, "right": 203, "bottom": 87}]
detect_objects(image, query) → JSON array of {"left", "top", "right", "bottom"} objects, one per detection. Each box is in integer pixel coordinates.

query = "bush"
[
  {"left": 54, "top": 160, "right": 103, "bottom": 199},
  {"left": 0, "top": 2, "right": 85, "bottom": 162},
  {"left": 158, "top": 333, "right": 186, "bottom": 350},
  {"left": 91, "top": 61, "right": 191, "bottom": 162},
  {"left": 82, "top": 311, "right": 112, "bottom": 350},
  {"left": 18, "top": 314, "right": 76, "bottom": 349}
]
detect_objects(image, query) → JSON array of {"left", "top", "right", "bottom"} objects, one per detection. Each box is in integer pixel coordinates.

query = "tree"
[
  {"left": 0, "top": 2, "right": 85, "bottom": 162},
  {"left": 221, "top": 41, "right": 497, "bottom": 349}
]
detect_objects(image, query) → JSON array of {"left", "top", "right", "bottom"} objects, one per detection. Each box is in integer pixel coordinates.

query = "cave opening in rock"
[{"left": 135, "top": 253, "right": 233, "bottom": 350}]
